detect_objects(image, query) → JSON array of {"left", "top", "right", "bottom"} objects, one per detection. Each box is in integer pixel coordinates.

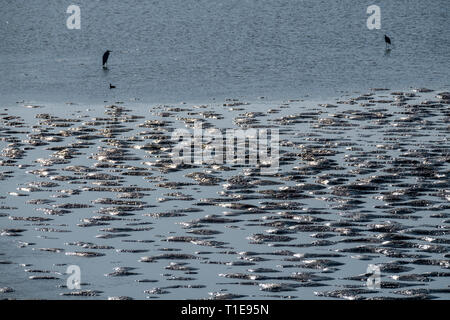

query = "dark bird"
[
  {"left": 109, "top": 83, "right": 116, "bottom": 89},
  {"left": 102, "top": 50, "right": 112, "bottom": 68},
  {"left": 384, "top": 35, "right": 391, "bottom": 48}
]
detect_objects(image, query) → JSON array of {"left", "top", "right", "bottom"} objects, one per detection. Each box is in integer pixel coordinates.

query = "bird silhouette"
[
  {"left": 109, "top": 83, "right": 116, "bottom": 89},
  {"left": 102, "top": 50, "right": 112, "bottom": 69},
  {"left": 384, "top": 35, "right": 391, "bottom": 48}
]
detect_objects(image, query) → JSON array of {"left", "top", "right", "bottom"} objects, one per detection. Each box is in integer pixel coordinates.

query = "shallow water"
[
  {"left": 1, "top": 0, "right": 450, "bottom": 104},
  {"left": 0, "top": 88, "right": 449, "bottom": 300},
  {"left": 1, "top": 0, "right": 449, "bottom": 300}
]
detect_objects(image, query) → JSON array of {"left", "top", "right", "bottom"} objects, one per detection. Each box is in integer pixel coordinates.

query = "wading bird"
[
  {"left": 102, "top": 50, "right": 112, "bottom": 69},
  {"left": 384, "top": 35, "right": 391, "bottom": 48}
]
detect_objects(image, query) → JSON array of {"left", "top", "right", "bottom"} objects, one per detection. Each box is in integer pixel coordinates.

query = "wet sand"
[{"left": 0, "top": 87, "right": 449, "bottom": 300}]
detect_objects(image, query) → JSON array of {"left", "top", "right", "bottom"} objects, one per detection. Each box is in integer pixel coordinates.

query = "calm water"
[
  {"left": 1, "top": 0, "right": 449, "bottom": 104},
  {"left": 0, "top": 1, "right": 449, "bottom": 300}
]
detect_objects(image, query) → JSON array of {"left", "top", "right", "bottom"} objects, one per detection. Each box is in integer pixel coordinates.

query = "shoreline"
[
  {"left": 2, "top": 84, "right": 450, "bottom": 110},
  {"left": 0, "top": 86, "right": 449, "bottom": 300}
]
